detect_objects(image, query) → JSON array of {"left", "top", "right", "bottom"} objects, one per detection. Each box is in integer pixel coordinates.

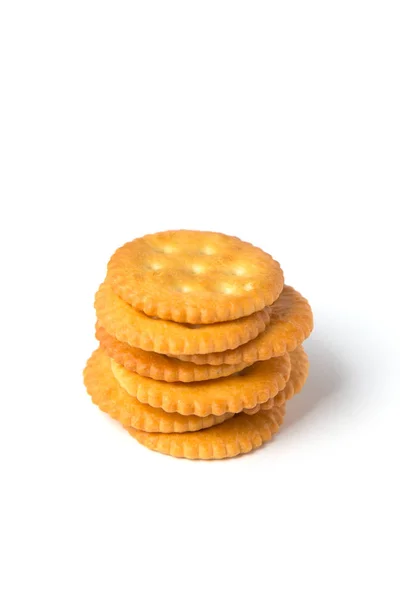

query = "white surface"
[{"left": 1, "top": 2, "right": 399, "bottom": 599}]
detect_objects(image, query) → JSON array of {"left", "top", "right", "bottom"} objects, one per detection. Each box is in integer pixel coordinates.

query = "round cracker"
[
  {"left": 126, "top": 405, "right": 286, "bottom": 460},
  {"left": 174, "top": 286, "right": 313, "bottom": 365},
  {"left": 111, "top": 352, "right": 291, "bottom": 417},
  {"left": 95, "top": 323, "right": 249, "bottom": 382},
  {"left": 107, "top": 230, "right": 284, "bottom": 324},
  {"left": 84, "top": 348, "right": 234, "bottom": 433},
  {"left": 243, "top": 345, "right": 309, "bottom": 414},
  {"left": 267, "top": 345, "right": 309, "bottom": 408},
  {"left": 95, "top": 282, "right": 270, "bottom": 355}
]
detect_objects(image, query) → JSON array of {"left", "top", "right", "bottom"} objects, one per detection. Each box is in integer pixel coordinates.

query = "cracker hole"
[
  {"left": 244, "top": 282, "right": 254, "bottom": 291},
  {"left": 149, "top": 262, "right": 163, "bottom": 271},
  {"left": 191, "top": 264, "right": 205, "bottom": 274},
  {"left": 176, "top": 284, "right": 193, "bottom": 293},
  {"left": 220, "top": 283, "right": 237, "bottom": 295},
  {"left": 202, "top": 246, "right": 216, "bottom": 255},
  {"left": 232, "top": 266, "right": 247, "bottom": 276},
  {"left": 162, "top": 245, "right": 178, "bottom": 254}
]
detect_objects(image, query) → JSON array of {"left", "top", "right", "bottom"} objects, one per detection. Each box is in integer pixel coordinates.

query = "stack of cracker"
[{"left": 84, "top": 231, "right": 313, "bottom": 460}]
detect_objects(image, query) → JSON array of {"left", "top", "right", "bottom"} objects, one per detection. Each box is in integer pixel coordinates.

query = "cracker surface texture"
[
  {"left": 111, "top": 352, "right": 291, "bottom": 416},
  {"left": 127, "top": 405, "right": 286, "bottom": 459},
  {"left": 174, "top": 286, "right": 313, "bottom": 365},
  {"left": 96, "top": 323, "right": 249, "bottom": 382},
  {"left": 84, "top": 348, "right": 234, "bottom": 433},
  {"left": 268, "top": 345, "right": 309, "bottom": 408},
  {"left": 95, "top": 282, "right": 270, "bottom": 355},
  {"left": 243, "top": 346, "right": 309, "bottom": 414},
  {"left": 107, "top": 230, "right": 284, "bottom": 324}
]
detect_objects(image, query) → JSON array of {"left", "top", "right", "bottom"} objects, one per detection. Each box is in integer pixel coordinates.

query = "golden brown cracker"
[
  {"left": 95, "top": 323, "right": 249, "bottom": 382},
  {"left": 95, "top": 282, "right": 270, "bottom": 355},
  {"left": 174, "top": 286, "right": 313, "bottom": 365},
  {"left": 106, "top": 230, "right": 284, "bottom": 324},
  {"left": 126, "top": 405, "right": 286, "bottom": 459},
  {"left": 111, "top": 352, "right": 291, "bottom": 417},
  {"left": 266, "top": 345, "right": 309, "bottom": 408},
  {"left": 83, "top": 348, "right": 234, "bottom": 433},
  {"left": 243, "top": 345, "right": 309, "bottom": 414},
  {"left": 243, "top": 397, "right": 274, "bottom": 415}
]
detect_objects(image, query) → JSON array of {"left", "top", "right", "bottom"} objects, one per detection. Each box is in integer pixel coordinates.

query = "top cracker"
[{"left": 107, "top": 230, "right": 284, "bottom": 324}]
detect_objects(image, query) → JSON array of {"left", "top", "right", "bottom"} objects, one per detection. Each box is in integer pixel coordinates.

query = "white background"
[{"left": 1, "top": 2, "right": 399, "bottom": 599}]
